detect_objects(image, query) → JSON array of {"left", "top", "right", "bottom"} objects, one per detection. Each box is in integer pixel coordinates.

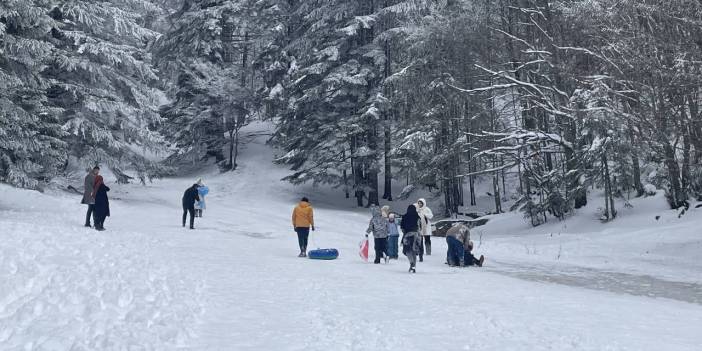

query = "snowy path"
[
  {"left": 2, "top": 123, "right": 702, "bottom": 350},
  {"left": 486, "top": 261, "right": 702, "bottom": 305}
]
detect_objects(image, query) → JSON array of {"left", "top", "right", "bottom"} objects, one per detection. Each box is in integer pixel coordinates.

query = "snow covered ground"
[{"left": 1, "top": 122, "right": 701, "bottom": 350}]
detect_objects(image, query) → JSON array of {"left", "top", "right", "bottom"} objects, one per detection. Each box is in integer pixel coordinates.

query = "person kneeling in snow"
[
  {"left": 446, "top": 223, "right": 484, "bottom": 267},
  {"left": 366, "top": 205, "right": 389, "bottom": 264},
  {"left": 445, "top": 223, "right": 468, "bottom": 267}
]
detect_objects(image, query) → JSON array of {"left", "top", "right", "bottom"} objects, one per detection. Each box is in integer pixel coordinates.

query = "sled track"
[{"left": 487, "top": 261, "right": 702, "bottom": 305}]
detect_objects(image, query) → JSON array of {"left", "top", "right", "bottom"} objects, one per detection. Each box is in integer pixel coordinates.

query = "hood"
[
  {"left": 417, "top": 198, "right": 427, "bottom": 208},
  {"left": 370, "top": 205, "right": 381, "bottom": 218},
  {"left": 380, "top": 205, "right": 390, "bottom": 217}
]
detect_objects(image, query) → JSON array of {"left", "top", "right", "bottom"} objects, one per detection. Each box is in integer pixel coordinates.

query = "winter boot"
[
  {"left": 298, "top": 252, "right": 305, "bottom": 258},
  {"left": 409, "top": 264, "right": 416, "bottom": 273},
  {"left": 478, "top": 255, "right": 485, "bottom": 267},
  {"left": 426, "top": 241, "right": 431, "bottom": 256}
]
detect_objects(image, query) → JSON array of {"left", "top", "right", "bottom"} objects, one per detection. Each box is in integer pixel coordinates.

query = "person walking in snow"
[
  {"left": 416, "top": 198, "right": 434, "bottom": 261},
  {"left": 194, "top": 179, "right": 208, "bottom": 217},
  {"left": 92, "top": 174, "right": 110, "bottom": 231},
  {"left": 400, "top": 205, "right": 422, "bottom": 273},
  {"left": 182, "top": 183, "right": 200, "bottom": 229},
  {"left": 81, "top": 166, "right": 100, "bottom": 227},
  {"left": 366, "top": 205, "right": 389, "bottom": 264},
  {"left": 386, "top": 213, "right": 401, "bottom": 259},
  {"left": 292, "top": 197, "right": 315, "bottom": 257}
]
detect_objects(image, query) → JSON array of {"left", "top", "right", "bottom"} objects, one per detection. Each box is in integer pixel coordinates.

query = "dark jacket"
[
  {"left": 400, "top": 206, "right": 421, "bottom": 233},
  {"left": 94, "top": 184, "right": 110, "bottom": 218},
  {"left": 182, "top": 184, "right": 200, "bottom": 208},
  {"left": 81, "top": 172, "right": 96, "bottom": 205}
]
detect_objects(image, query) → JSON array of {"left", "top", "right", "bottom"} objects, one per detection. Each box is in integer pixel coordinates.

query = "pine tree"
[
  {"left": 46, "top": 0, "right": 167, "bottom": 180},
  {"left": 0, "top": 0, "right": 67, "bottom": 188}
]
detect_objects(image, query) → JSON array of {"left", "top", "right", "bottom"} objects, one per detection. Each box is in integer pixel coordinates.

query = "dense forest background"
[{"left": 2, "top": 0, "right": 701, "bottom": 225}]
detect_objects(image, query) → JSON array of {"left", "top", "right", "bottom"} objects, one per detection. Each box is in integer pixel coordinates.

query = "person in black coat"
[
  {"left": 400, "top": 205, "right": 422, "bottom": 273},
  {"left": 182, "top": 184, "right": 200, "bottom": 229},
  {"left": 92, "top": 175, "right": 110, "bottom": 231}
]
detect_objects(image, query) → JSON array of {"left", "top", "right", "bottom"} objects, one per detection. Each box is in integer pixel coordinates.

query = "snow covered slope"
[{"left": 1, "top": 122, "right": 701, "bottom": 350}]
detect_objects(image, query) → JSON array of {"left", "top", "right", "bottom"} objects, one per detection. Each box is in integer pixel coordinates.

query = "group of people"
[
  {"left": 367, "top": 199, "right": 484, "bottom": 273},
  {"left": 81, "top": 168, "right": 209, "bottom": 231},
  {"left": 81, "top": 166, "right": 110, "bottom": 231},
  {"left": 81, "top": 168, "right": 482, "bottom": 273},
  {"left": 290, "top": 196, "right": 484, "bottom": 273},
  {"left": 365, "top": 199, "right": 433, "bottom": 266}
]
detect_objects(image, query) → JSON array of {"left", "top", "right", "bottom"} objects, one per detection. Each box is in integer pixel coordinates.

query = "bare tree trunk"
[
  {"left": 228, "top": 130, "right": 234, "bottom": 170},
  {"left": 602, "top": 152, "right": 616, "bottom": 220},
  {"left": 493, "top": 168, "right": 502, "bottom": 214},
  {"left": 366, "top": 128, "right": 379, "bottom": 207},
  {"left": 240, "top": 31, "right": 248, "bottom": 87},
  {"left": 681, "top": 109, "right": 692, "bottom": 196},
  {"left": 351, "top": 136, "right": 365, "bottom": 207},
  {"left": 382, "top": 122, "right": 393, "bottom": 201},
  {"left": 663, "top": 142, "right": 686, "bottom": 208},
  {"left": 628, "top": 121, "right": 645, "bottom": 197},
  {"left": 232, "top": 129, "right": 240, "bottom": 170},
  {"left": 342, "top": 148, "right": 350, "bottom": 198}
]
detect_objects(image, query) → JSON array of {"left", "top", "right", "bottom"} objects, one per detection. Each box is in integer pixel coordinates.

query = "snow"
[{"left": 1, "top": 122, "right": 702, "bottom": 350}]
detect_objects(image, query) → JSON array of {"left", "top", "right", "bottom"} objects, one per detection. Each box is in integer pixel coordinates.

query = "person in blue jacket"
[
  {"left": 386, "top": 213, "right": 401, "bottom": 259},
  {"left": 195, "top": 179, "right": 209, "bottom": 217}
]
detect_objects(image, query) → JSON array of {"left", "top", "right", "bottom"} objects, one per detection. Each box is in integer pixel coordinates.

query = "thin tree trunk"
[
  {"left": 628, "top": 121, "right": 645, "bottom": 197},
  {"left": 366, "top": 129, "right": 379, "bottom": 207},
  {"left": 602, "top": 152, "right": 616, "bottom": 220},
  {"left": 240, "top": 31, "right": 248, "bottom": 87},
  {"left": 382, "top": 121, "right": 393, "bottom": 201},
  {"left": 343, "top": 148, "right": 349, "bottom": 198}
]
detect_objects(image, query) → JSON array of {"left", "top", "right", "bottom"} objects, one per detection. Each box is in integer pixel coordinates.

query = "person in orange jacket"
[{"left": 292, "top": 197, "right": 315, "bottom": 257}]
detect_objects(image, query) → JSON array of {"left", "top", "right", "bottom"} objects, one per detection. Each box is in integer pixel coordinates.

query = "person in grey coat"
[
  {"left": 81, "top": 166, "right": 100, "bottom": 227},
  {"left": 366, "top": 205, "right": 389, "bottom": 264}
]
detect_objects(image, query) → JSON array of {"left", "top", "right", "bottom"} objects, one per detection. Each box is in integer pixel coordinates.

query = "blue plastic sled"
[{"left": 308, "top": 248, "right": 339, "bottom": 260}]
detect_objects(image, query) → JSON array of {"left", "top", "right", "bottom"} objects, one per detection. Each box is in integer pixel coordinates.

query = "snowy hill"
[{"left": 1, "top": 122, "right": 701, "bottom": 350}]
